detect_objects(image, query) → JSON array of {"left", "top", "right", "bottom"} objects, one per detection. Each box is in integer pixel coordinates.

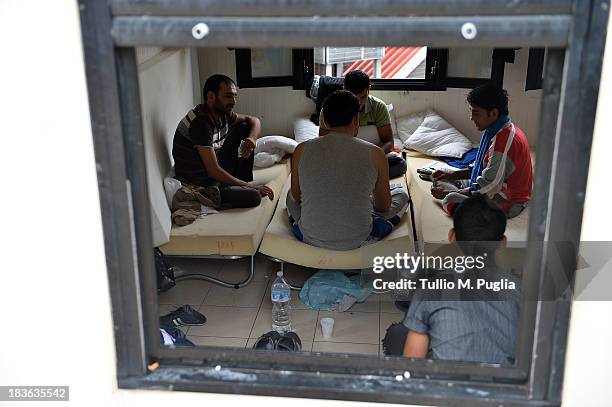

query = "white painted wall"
[
  {"left": 137, "top": 48, "right": 196, "bottom": 246},
  {"left": 198, "top": 47, "right": 541, "bottom": 146},
  {"left": 1, "top": 1, "right": 611, "bottom": 406}
]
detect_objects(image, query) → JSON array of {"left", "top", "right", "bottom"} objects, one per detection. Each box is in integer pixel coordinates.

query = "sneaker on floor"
[{"left": 160, "top": 305, "right": 207, "bottom": 327}]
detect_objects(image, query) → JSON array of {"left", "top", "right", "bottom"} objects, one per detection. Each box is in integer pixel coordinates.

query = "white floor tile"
[
  {"left": 315, "top": 311, "right": 379, "bottom": 344},
  {"left": 158, "top": 280, "right": 213, "bottom": 306},
  {"left": 188, "top": 306, "right": 258, "bottom": 338},
  {"left": 348, "top": 293, "right": 380, "bottom": 313},
  {"left": 202, "top": 281, "right": 267, "bottom": 308},
  {"left": 188, "top": 336, "right": 248, "bottom": 348}
]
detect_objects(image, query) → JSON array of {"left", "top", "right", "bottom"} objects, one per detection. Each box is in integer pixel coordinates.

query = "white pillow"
[
  {"left": 294, "top": 117, "right": 319, "bottom": 143},
  {"left": 404, "top": 111, "right": 473, "bottom": 158},
  {"left": 255, "top": 135, "right": 298, "bottom": 154},
  {"left": 356, "top": 125, "right": 382, "bottom": 146},
  {"left": 396, "top": 111, "right": 428, "bottom": 144}
]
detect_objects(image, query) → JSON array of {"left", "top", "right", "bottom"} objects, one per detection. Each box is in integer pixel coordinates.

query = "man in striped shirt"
[
  {"left": 172, "top": 74, "right": 273, "bottom": 208},
  {"left": 430, "top": 84, "right": 533, "bottom": 218}
]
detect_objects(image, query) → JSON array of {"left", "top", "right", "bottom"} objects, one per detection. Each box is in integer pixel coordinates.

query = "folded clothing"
[{"left": 171, "top": 183, "right": 221, "bottom": 226}]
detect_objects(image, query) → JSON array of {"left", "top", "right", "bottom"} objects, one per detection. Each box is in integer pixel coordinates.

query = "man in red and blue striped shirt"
[{"left": 430, "top": 85, "right": 533, "bottom": 218}]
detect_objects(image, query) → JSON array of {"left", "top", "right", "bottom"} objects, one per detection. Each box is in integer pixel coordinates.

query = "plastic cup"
[{"left": 320, "top": 317, "right": 335, "bottom": 339}]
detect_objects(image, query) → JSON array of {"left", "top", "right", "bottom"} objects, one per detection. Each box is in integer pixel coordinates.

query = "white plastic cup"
[{"left": 320, "top": 317, "right": 335, "bottom": 339}]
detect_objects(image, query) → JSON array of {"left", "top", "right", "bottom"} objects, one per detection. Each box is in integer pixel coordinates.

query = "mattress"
[
  {"left": 404, "top": 150, "right": 533, "bottom": 254},
  {"left": 259, "top": 174, "right": 415, "bottom": 269},
  {"left": 159, "top": 158, "right": 291, "bottom": 256}
]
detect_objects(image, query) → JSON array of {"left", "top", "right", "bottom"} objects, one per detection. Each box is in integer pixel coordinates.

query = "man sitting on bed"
[
  {"left": 172, "top": 74, "right": 273, "bottom": 209},
  {"left": 287, "top": 90, "right": 409, "bottom": 250},
  {"left": 430, "top": 84, "right": 532, "bottom": 218},
  {"left": 318, "top": 70, "right": 407, "bottom": 179}
]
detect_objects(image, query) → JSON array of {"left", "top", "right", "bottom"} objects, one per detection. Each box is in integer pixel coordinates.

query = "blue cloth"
[
  {"left": 370, "top": 217, "right": 393, "bottom": 239},
  {"left": 441, "top": 148, "right": 478, "bottom": 169},
  {"left": 469, "top": 116, "right": 510, "bottom": 191},
  {"left": 299, "top": 270, "right": 372, "bottom": 311}
]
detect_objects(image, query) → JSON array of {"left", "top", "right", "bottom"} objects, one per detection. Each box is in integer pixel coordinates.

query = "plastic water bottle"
[{"left": 271, "top": 271, "right": 292, "bottom": 333}]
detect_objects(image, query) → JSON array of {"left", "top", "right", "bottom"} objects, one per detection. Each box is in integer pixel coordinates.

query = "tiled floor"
[{"left": 159, "top": 254, "right": 405, "bottom": 356}]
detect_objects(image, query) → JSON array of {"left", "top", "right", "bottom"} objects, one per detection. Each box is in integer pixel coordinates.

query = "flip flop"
[
  {"left": 275, "top": 331, "right": 302, "bottom": 352},
  {"left": 252, "top": 330, "right": 281, "bottom": 350}
]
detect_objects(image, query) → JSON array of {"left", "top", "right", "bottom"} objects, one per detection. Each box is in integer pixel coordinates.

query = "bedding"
[
  {"left": 294, "top": 117, "right": 319, "bottom": 143},
  {"left": 159, "top": 159, "right": 291, "bottom": 256},
  {"left": 402, "top": 111, "right": 473, "bottom": 158},
  {"left": 254, "top": 135, "right": 298, "bottom": 168}
]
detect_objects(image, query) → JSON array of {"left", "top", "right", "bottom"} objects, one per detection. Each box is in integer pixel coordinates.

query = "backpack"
[
  {"left": 154, "top": 248, "right": 176, "bottom": 293},
  {"left": 306, "top": 75, "right": 344, "bottom": 125}
]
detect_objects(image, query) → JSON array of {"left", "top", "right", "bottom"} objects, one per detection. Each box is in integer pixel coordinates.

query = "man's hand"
[
  {"left": 432, "top": 168, "right": 454, "bottom": 182},
  {"left": 257, "top": 185, "right": 274, "bottom": 200},
  {"left": 430, "top": 183, "right": 450, "bottom": 200},
  {"left": 239, "top": 137, "right": 256, "bottom": 157}
]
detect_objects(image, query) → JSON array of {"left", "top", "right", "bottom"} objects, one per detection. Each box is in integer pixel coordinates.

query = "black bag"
[
  {"left": 306, "top": 75, "right": 344, "bottom": 125},
  {"left": 154, "top": 248, "right": 176, "bottom": 293}
]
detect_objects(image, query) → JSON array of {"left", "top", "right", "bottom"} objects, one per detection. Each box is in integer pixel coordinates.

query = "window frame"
[
  {"left": 235, "top": 48, "right": 312, "bottom": 89},
  {"left": 440, "top": 48, "right": 516, "bottom": 89},
  {"left": 526, "top": 48, "right": 546, "bottom": 90},
  {"left": 308, "top": 47, "right": 448, "bottom": 91},
  {"left": 81, "top": 0, "right": 608, "bottom": 405},
  {"left": 245, "top": 46, "right": 514, "bottom": 92},
  {"left": 368, "top": 48, "right": 447, "bottom": 91}
]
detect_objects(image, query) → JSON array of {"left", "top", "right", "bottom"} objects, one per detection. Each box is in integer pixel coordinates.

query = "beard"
[{"left": 213, "top": 101, "right": 233, "bottom": 115}]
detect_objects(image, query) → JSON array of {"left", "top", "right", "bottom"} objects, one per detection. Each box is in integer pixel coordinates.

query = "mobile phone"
[{"left": 417, "top": 168, "right": 433, "bottom": 176}]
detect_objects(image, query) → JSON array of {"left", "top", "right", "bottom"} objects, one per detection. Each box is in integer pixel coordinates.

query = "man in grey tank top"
[{"left": 286, "top": 91, "right": 409, "bottom": 250}]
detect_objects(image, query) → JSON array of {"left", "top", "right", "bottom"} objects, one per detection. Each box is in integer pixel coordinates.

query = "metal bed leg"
[{"left": 174, "top": 255, "right": 255, "bottom": 289}]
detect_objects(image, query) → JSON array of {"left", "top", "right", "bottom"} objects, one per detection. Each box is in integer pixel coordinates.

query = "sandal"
[
  {"left": 252, "top": 331, "right": 281, "bottom": 350},
  {"left": 275, "top": 331, "right": 302, "bottom": 352}
]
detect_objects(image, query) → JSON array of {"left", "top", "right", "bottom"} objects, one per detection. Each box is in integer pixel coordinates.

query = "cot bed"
[
  {"left": 403, "top": 150, "right": 535, "bottom": 270},
  {"left": 259, "top": 174, "right": 416, "bottom": 288},
  {"left": 159, "top": 158, "right": 291, "bottom": 288}
]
